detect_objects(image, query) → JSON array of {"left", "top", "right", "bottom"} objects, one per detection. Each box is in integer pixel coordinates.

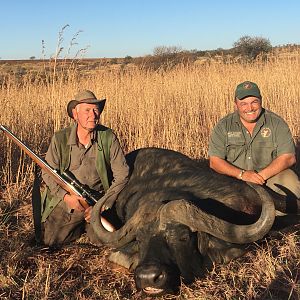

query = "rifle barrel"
[
  {"left": 0, "top": 124, "right": 84, "bottom": 199},
  {"left": 1, "top": 125, "right": 50, "bottom": 170}
]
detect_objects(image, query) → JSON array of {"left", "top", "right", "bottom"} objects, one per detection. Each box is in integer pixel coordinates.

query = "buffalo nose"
[{"left": 135, "top": 264, "right": 167, "bottom": 288}]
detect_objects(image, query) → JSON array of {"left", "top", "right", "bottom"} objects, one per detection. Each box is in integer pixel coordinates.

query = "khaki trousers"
[
  {"left": 42, "top": 200, "right": 101, "bottom": 246},
  {"left": 266, "top": 169, "right": 300, "bottom": 198}
]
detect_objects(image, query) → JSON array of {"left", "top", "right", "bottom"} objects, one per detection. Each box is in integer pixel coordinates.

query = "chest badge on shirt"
[
  {"left": 228, "top": 131, "right": 242, "bottom": 138},
  {"left": 261, "top": 127, "right": 271, "bottom": 138}
]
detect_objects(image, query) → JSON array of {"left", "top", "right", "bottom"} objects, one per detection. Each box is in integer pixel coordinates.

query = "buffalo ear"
[
  {"left": 109, "top": 241, "right": 140, "bottom": 271},
  {"left": 109, "top": 250, "right": 139, "bottom": 271},
  {"left": 197, "top": 232, "right": 209, "bottom": 255}
]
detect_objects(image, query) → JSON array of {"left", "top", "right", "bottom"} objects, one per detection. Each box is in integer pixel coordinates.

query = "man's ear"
[
  {"left": 72, "top": 108, "right": 78, "bottom": 121},
  {"left": 234, "top": 100, "right": 238, "bottom": 111}
]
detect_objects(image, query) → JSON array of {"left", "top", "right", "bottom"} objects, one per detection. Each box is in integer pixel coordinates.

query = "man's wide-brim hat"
[{"left": 67, "top": 90, "right": 106, "bottom": 118}]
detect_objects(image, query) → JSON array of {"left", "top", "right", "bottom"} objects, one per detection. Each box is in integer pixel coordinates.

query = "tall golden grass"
[
  {"left": 0, "top": 51, "right": 300, "bottom": 299},
  {"left": 1, "top": 52, "right": 300, "bottom": 158}
]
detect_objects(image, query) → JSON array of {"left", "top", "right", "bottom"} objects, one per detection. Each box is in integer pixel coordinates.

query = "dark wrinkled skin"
[
  {"left": 95, "top": 148, "right": 299, "bottom": 296},
  {"left": 112, "top": 222, "right": 249, "bottom": 295},
  {"left": 134, "top": 223, "right": 204, "bottom": 294}
]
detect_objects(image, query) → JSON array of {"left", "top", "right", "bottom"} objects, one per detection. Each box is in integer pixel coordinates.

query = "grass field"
[{"left": 0, "top": 51, "right": 300, "bottom": 299}]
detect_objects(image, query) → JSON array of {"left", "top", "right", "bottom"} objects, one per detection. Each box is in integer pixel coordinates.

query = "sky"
[{"left": 1, "top": 0, "right": 300, "bottom": 60}]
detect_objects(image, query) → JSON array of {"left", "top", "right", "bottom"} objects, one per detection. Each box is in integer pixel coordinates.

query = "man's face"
[
  {"left": 235, "top": 96, "right": 262, "bottom": 124},
  {"left": 73, "top": 103, "right": 101, "bottom": 131}
]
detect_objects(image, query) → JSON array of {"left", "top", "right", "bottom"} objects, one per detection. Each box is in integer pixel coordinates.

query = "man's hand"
[
  {"left": 241, "top": 170, "right": 265, "bottom": 185},
  {"left": 63, "top": 193, "right": 89, "bottom": 212},
  {"left": 84, "top": 206, "right": 93, "bottom": 222}
]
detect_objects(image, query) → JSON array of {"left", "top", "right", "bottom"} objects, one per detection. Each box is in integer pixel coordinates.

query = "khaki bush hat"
[
  {"left": 235, "top": 81, "right": 261, "bottom": 100},
  {"left": 67, "top": 90, "right": 106, "bottom": 118}
]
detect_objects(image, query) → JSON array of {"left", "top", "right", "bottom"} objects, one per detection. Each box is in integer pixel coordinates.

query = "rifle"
[{"left": 0, "top": 125, "right": 103, "bottom": 208}]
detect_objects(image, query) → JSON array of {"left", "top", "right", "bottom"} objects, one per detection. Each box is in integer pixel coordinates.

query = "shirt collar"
[
  {"left": 233, "top": 111, "right": 241, "bottom": 124},
  {"left": 67, "top": 124, "right": 78, "bottom": 146},
  {"left": 256, "top": 108, "right": 266, "bottom": 127},
  {"left": 67, "top": 124, "right": 98, "bottom": 146},
  {"left": 91, "top": 129, "right": 97, "bottom": 144}
]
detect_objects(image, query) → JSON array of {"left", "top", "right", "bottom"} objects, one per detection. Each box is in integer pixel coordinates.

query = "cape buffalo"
[{"left": 90, "top": 148, "right": 298, "bottom": 296}]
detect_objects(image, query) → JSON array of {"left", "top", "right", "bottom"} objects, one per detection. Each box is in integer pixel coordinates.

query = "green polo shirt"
[{"left": 208, "top": 109, "right": 295, "bottom": 172}]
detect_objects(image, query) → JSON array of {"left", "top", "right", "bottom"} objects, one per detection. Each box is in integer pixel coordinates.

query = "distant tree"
[
  {"left": 136, "top": 46, "right": 196, "bottom": 71},
  {"left": 153, "top": 45, "right": 183, "bottom": 56},
  {"left": 110, "top": 58, "right": 118, "bottom": 64},
  {"left": 124, "top": 55, "right": 132, "bottom": 64},
  {"left": 233, "top": 35, "right": 272, "bottom": 59},
  {"left": 29, "top": 56, "right": 36, "bottom": 60}
]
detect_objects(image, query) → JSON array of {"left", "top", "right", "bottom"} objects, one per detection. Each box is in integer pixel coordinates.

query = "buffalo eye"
[{"left": 179, "top": 233, "right": 190, "bottom": 242}]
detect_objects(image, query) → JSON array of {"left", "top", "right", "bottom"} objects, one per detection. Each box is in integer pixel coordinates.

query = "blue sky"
[{"left": 1, "top": 0, "right": 300, "bottom": 60}]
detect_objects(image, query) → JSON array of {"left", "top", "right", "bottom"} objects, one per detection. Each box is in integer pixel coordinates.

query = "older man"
[
  {"left": 41, "top": 90, "right": 129, "bottom": 246},
  {"left": 208, "top": 81, "right": 300, "bottom": 206}
]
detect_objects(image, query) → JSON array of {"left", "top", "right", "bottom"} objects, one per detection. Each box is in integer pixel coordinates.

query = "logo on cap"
[{"left": 243, "top": 82, "right": 252, "bottom": 90}]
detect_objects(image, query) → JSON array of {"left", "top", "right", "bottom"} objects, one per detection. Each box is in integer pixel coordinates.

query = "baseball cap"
[{"left": 235, "top": 81, "right": 261, "bottom": 100}]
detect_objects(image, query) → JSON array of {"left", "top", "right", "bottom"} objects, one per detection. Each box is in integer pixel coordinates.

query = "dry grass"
[{"left": 0, "top": 50, "right": 300, "bottom": 299}]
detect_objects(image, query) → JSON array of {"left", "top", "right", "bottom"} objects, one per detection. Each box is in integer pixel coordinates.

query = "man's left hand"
[{"left": 242, "top": 170, "right": 265, "bottom": 185}]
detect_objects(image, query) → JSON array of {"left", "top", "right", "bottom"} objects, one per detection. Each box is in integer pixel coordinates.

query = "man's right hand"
[{"left": 63, "top": 193, "right": 89, "bottom": 212}]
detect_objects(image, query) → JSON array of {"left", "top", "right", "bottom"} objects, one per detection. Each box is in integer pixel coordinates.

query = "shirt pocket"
[
  {"left": 226, "top": 140, "right": 245, "bottom": 163},
  {"left": 252, "top": 141, "right": 276, "bottom": 168}
]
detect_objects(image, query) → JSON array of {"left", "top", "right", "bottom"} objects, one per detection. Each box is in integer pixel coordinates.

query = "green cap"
[{"left": 235, "top": 81, "right": 261, "bottom": 100}]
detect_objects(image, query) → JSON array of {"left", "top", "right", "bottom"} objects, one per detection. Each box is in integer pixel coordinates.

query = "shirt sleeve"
[
  {"left": 42, "top": 135, "right": 68, "bottom": 200},
  {"left": 275, "top": 118, "right": 295, "bottom": 156},
  {"left": 100, "top": 133, "right": 129, "bottom": 208},
  {"left": 208, "top": 121, "right": 227, "bottom": 159}
]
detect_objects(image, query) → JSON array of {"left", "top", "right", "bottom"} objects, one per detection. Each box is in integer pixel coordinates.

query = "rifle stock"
[{"left": 0, "top": 125, "right": 101, "bottom": 207}]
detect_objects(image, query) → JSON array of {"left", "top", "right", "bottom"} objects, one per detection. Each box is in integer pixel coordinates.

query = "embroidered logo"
[
  {"left": 261, "top": 127, "right": 271, "bottom": 138},
  {"left": 243, "top": 82, "right": 252, "bottom": 89},
  {"left": 228, "top": 131, "right": 242, "bottom": 138}
]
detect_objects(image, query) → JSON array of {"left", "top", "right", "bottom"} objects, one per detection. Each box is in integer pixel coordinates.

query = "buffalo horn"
[
  {"left": 159, "top": 183, "right": 275, "bottom": 244},
  {"left": 90, "top": 197, "right": 162, "bottom": 248}
]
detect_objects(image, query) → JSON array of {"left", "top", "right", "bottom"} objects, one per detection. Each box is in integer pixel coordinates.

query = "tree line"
[{"left": 120, "top": 36, "right": 297, "bottom": 70}]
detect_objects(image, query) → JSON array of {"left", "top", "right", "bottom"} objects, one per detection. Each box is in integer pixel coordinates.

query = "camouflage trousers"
[{"left": 42, "top": 200, "right": 101, "bottom": 246}]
